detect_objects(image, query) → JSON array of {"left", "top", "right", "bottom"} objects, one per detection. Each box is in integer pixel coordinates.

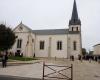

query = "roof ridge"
[
  {"left": 20, "top": 22, "right": 32, "bottom": 31},
  {"left": 13, "top": 22, "right": 32, "bottom": 32},
  {"left": 32, "top": 29, "right": 67, "bottom": 31}
]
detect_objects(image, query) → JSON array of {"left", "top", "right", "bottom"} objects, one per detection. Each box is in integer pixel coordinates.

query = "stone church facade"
[{"left": 11, "top": 0, "right": 82, "bottom": 58}]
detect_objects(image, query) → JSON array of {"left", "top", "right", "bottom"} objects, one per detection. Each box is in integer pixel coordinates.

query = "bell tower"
[
  {"left": 69, "top": 0, "right": 81, "bottom": 32},
  {"left": 68, "top": 0, "right": 82, "bottom": 58}
]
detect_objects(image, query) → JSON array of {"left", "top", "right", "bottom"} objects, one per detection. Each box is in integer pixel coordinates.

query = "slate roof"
[
  {"left": 32, "top": 29, "right": 68, "bottom": 35},
  {"left": 14, "top": 22, "right": 80, "bottom": 35},
  {"left": 32, "top": 29, "right": 80, "bottom": 35},
  {"left": 71, "top": 0, "right": 78, "bottom": 21},
  {"left": 69, "top": 0, "right": 81, "bottom": 25}
]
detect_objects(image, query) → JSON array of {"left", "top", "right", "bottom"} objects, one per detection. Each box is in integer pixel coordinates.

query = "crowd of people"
[
  {"left": 82, "top": 55, "right": 100, "bottom": 62},
  {"left": 70, "top": 54, "right": 100, "bottom": 63}
]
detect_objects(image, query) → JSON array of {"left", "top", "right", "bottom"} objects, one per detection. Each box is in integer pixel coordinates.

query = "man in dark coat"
[{"left": 1, "top": 52, "right": 8, "bottom": 68}]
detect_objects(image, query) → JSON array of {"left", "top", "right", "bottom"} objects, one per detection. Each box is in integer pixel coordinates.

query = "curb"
[{"left": 0, "top": 60, "right": 43, "bottom": 65}]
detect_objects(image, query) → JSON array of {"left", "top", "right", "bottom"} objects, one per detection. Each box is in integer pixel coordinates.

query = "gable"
[{"left": 13, "top": 22, "right": 32, "bottom": 33}]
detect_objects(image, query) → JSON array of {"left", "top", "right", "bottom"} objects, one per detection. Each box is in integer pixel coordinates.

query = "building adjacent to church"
[
  {"left": 11, "top": 0, "right": 82, "bottom": 58},
  {"left": 93, "top": 44, "right": 100, "bottom": 56}
]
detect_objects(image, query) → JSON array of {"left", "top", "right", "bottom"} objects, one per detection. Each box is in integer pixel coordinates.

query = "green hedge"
[{"left": 8, "top": 56, "right": 37, "bottom": 61}]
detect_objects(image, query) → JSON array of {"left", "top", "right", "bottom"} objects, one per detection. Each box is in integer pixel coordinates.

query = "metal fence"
[{"left": 42, "top": 62, "right": 73, "bottom": 80}]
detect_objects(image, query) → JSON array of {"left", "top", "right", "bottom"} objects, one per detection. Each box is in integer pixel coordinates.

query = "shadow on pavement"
[
  {"left": 0, "top": 75, "right": 42, "bottom": 80},
  {"left": 0, "top": 63, "right": 33, "bottom": 67}
]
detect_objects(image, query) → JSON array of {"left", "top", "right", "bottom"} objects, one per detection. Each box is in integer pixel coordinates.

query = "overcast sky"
[{"left": 0, "top": 0, "right": 100, "bottom": 51}]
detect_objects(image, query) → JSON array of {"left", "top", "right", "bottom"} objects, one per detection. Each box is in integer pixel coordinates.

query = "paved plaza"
[{"left": 0, "top": 59, "right": 100, "bottom": 80}]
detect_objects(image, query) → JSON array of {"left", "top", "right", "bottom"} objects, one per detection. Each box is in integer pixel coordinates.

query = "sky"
[{"left": 0, "top": 0, "right": 100, "bottom": 51}]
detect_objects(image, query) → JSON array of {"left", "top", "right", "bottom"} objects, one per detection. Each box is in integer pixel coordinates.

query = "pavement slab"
[{"left": 0, "top": 59, "right": 100, "bottom": 80}]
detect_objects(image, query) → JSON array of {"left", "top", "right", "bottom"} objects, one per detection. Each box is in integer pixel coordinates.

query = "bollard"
[
  {"left": 42, "top": 62, "right": 45, "bottom": 80},
  {"left": 55, "top": 56, "right": 56, "bottom": 61},
  {"left": 71, "top": 64, "right": 73, "bottom": 80}
]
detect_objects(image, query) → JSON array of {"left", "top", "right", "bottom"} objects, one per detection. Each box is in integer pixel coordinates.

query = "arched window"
[
  {"left": 40, "top": 41, "right": 45, "bottom": 50},
  {"left": 17, "top": 39, "right": 22, "bottom": 48},
  {"left": 57, "top": 41, "right": 62, "bottom": 50},
  {"left": 73, "top": 41, "right": 77, "bottom": 50}
]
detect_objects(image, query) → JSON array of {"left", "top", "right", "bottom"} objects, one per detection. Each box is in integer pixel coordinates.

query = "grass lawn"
[{"left": 8, "top": 56, "right": 37, "bottom": 61}]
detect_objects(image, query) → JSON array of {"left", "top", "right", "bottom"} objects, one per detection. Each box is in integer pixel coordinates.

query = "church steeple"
[{"left": 69, "top": 0, "right": 81, "bottom": 25}]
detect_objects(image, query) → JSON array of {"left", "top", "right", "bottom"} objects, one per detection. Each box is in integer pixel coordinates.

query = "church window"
[
  {"left": 57, "top": 41, "right": 62, "bottom": 50},
  {"left": 17, "top": 39, "right": 22, "bottom": 48},
  {"left": 73, "top": 41, "right": 77, "bottom": 50},
  {"left": 40, "top": 41, "right": 45, "bottom": 50}
]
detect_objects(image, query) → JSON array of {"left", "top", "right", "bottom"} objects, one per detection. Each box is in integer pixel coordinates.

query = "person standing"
[{"left": 1, "top": 52, "right": 8, "bottom": 68}]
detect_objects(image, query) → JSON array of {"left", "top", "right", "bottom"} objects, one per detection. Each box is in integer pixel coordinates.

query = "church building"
[{"left": 11, "top": 0, "right": 82, "bottom": 58}]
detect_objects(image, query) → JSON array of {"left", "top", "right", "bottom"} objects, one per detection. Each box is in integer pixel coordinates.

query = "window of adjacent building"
[
  {"left": 40, "top": 41, "right": 45, "bottom": 50},
  {"left": 32, "top": 39, "right": 34, "bottom": 43},
  {"left": 72, "top": 27, "right": 74, "bottom": 31},
  {"left": 17, "top": 39, "right": 22, "bottom": 48},
  {"left": 57, "top": 41, "right": 62, "bottom": 50},
  {"left": 76, "top": 27, "right": 78, "bottom": 31},
  {"left": 73, "top": 41, "right": 77, "bottom": 50}
]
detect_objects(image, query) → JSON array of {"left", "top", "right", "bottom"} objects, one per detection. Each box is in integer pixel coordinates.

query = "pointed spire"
[
  {"left": 71, "top": 0, "right": 78, "bottom": 20},
  {"left": 69, "top": 0, "right": 81, "bottom": 25}
]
